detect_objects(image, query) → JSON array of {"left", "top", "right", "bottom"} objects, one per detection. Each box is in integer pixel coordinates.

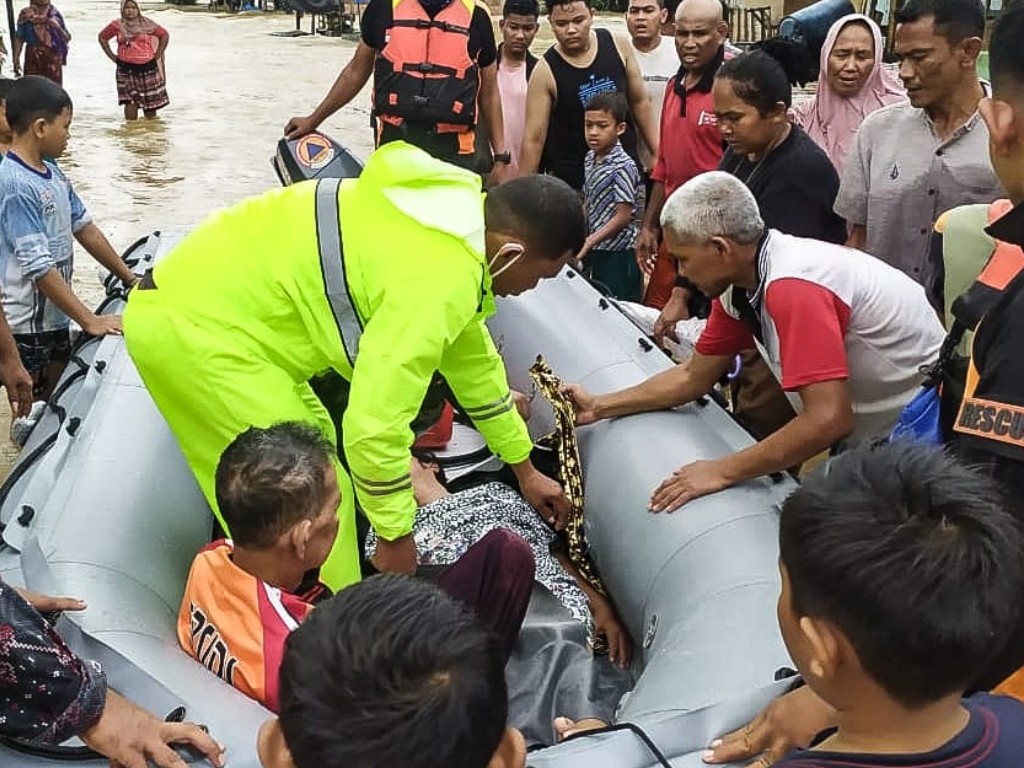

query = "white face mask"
[{"left": 488, "top": 243, "right": 525, "bottom": 280}]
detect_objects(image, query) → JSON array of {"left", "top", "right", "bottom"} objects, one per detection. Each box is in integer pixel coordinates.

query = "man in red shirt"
[{"left": 638, "top": 0, "right": 728, "bottom": 310}]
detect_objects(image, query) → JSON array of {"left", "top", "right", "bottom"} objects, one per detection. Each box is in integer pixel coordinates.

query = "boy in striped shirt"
[{"left": 579, "top": 91, "right": 643, "bottom": 301}]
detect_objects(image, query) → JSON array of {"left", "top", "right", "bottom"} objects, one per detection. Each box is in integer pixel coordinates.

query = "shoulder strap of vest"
[{"left": 315, "top": 178, "right": 363, "bottom": 366}]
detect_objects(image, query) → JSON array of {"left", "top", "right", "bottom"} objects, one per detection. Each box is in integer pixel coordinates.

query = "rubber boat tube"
[{"left": 0, "top": 142, "right": 796, "bottom": 766}]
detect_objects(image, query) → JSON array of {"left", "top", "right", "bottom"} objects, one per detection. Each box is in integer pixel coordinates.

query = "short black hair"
[
  {"left": 503, "top": 0, "right": 539, "bottom": 17},
  {"left": 4, "top": 75, "right": 73, "bottom": 135},
  {"left": 279, "top": 574, "right": 508, "bottom": 768},
  {"left": 895, "top": 0, "right": 985, "bottom": 43},
  {"left": 716, "top": 49, "right": 794, "bottom": 113},
  {"left": 0, "top": 78, "right": 16, "bottom": 105},
  {"left": 584, "top": 91, "right": 628, "bottom": 123},
  {"left": 485, "top": 174, "right": 586, "bottom": 260},
  {"left": 215, "top": 422, "right": 337, "bottom": 549},
  {"left": 989, "top": 1, "right": 1024, "bottom": 95},
  {"left": 546, "top": 0, "right": 591, "bottom": 14},
  {"left": 780, "top": 442, "right": 1024, "bottom": 709}
]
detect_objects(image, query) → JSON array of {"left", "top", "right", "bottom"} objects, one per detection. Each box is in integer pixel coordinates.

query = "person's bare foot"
[{"left": 553, "top": 717, "right": 608, "bottom": 742}]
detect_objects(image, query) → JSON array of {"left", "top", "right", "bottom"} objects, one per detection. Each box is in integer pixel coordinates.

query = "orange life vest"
[{"left": 373, "top": 0, "right": 480, "bottom": 134}]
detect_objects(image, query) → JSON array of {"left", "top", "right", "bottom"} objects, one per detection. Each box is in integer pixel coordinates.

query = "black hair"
[
  {"left": 0, "top": 78, "right": 16, "bottom": 105},
  {"left": 989, "top": 1, "right": 1024, "bottom": 93},
  {"left": 4, "top": 75, "right": 73, "bottom": 135},
  {"left": 503, "top": 0, "right": 539, "bottom": 17},
  {"left": 895, "top": 0, "right": 985, "bottom": 43},
  {"left": 485, "top": 174, "right": 587, "bottom": 260},
  {"left": 780, "top": 442, "right": 1024, "bottom": 709},
  {"left": 716, "top": 49, "right": 794, "bottom": 112},
  {"left": 279, "top": 574, "right": 508, "bottom": 768},
  {"left": 584, "top": 91, "right": 629, "bottom": 123},
  {"left": 214, "top": 422, "right": 337, "bottom": 549},
  {"left": 546, "top": 0, "right": 591, "bottom": 14}
]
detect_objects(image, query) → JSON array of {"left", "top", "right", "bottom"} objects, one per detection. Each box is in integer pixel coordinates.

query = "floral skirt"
[
  {"left": 24, "top": 45, "right": 63, "bottom": 85},
  {"left": 115, "top": 59, "right": 169, "bottom": 112}
]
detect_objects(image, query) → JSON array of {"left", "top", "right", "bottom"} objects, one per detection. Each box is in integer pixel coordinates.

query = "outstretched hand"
[
  {"left": 702, "top": 686, "right": 836, "bottom": 767},
  {"left": 520, "top": 470, "right": 571, "bottom": 531},
  {"left": 15, "top": 587, "right": 86, "bottom": 614},
  {"left": 560, "top": 384, "right": 600, "bottom": 427},
  {"left": 82, "top": 691, "right": 225, "bottom": 768},
  {"left": 649, "top": 460, "right": 731, "bottom": 512}
]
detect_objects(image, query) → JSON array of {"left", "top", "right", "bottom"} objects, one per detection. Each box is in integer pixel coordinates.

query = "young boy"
[
  {"left": 0, "top": 78, "right": 14, "bottom": 158},
  {"left": 579, "top": 91, "right": 642, "bottom": 302},
  {"left": 178, "top": 422, "right": 535, "bottom": 713},
  {"left": 257, "top": 575, "right": 527, "bottom": 768},
  {"left": 0, "top": 76, "right": 136, "bottom": 402},
  {"left": 770, "top": 441, "right": 1024, "bottom": 766}
]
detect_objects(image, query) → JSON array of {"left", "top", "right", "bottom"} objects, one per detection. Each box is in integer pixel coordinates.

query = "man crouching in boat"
[
  {"left": 564, "top": 170, "right": 945, "bottom": 512},
  {"left": 124, "top": 140, "right": 583, "bottom": 588}
]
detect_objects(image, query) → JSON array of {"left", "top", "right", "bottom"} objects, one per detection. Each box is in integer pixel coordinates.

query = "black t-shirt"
[
  {"left": 360, "top": 0, "right": 497, "bottom": 67},
  {"left": 719, "top": 125, "right": 846, "bottom": 245}
]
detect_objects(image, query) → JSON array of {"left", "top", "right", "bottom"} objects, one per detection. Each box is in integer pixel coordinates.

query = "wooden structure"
[{"left": 727, "top": 4, "right": 775, "bottom": 45}]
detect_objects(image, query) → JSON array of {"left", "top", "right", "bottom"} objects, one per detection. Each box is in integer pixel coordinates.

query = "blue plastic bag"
[{"left": 890, "top": 385, "right": 943, "bottom": 446}]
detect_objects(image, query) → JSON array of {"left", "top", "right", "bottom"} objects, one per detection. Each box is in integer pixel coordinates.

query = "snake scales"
[{"left": 528, "top": 357, "right": 609, "bottom": 626}]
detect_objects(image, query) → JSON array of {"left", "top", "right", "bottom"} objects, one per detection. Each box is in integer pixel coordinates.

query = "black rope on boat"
[
  {"left": 551, "top": 721, "right": 674, "bottom": 768},
  {"left": 0, "top": 359, "right": 90, "bottom": 534}
]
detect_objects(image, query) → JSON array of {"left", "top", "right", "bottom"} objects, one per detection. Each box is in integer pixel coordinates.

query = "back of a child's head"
[
  {"left": 214, "top": 422, "right": 336, "bottom": 549},
  {"left": 278, "top": 574, "right": 508, "bottom": 768},
  {"left": 4, "top": 75, "right": 73, "bottom": 135},
  {"left": 584, "top": 91, "right": 628, "bottom": 124},
  {"left": 780, "top": 441, "right": 1024, "bottom": 708}
]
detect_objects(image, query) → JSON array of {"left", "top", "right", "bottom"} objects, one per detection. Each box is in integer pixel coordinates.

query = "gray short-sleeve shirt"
[{"left": 834, "top": 94, "right": 1002, "bottom": 294}]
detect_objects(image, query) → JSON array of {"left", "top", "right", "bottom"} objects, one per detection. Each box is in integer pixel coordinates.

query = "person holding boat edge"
[
  {"left": 564, "top": 171, "right": 943, "bottom": 513},
  {"left": 124, "top": 141, "right": 580, "bottom": 587}
]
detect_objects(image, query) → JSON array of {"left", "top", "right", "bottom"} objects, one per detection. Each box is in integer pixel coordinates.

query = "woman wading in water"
[
  {"left": 12, "top": 0, "right": 70, "bottom": 84},
  {"left": 99, "top": 1, "right": 170, "bottom": 120}
]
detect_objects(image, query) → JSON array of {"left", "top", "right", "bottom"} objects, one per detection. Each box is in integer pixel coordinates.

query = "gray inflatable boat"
[{"left": 0, "top": 144, "right": 796, "bottom": 768}]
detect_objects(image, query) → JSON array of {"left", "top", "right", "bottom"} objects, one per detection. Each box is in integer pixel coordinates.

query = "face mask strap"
[{"left": 489, "top": 244, "right": 525, "bottom": 280}]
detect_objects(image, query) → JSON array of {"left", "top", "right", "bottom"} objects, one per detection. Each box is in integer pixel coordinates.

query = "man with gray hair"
[{"left": 564, "top": 171, "right": 944, "bottom": 512}]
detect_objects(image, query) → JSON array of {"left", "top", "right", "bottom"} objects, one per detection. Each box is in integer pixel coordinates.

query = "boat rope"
[{"left": 555, "top": 721, "right": 674, "bottom": 768}]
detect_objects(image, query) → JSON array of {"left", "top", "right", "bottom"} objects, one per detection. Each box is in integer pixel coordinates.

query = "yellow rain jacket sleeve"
[{"left": 340, "top": 143, "right": 532, "bottom": 541}]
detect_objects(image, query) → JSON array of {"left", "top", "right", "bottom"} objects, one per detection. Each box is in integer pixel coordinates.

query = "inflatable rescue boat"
[{"left": 0, "top": 136, "right": 796, "bottom": 768}]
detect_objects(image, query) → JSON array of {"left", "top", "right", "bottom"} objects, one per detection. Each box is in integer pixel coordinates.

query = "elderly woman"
[
  {"left": 793, "top": 14, "right": 905, "bottom": 174},
  {"left": 98, "top": 0, "right": 170, "bottom": 120},
  {"left": 12, "top": 0, "right": 70, "bottom": 85}
]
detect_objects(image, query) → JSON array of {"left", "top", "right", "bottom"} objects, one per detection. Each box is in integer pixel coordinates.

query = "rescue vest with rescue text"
[
  {"left": 952, "top": 201, "right": 1024, "bottom": 455},
  {"left": 373, "top": 0, "right": 480, "bottom": 132}
]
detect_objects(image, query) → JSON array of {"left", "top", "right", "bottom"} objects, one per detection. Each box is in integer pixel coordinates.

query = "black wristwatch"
[{"left": 492, "top": 151, "right": 512, "bottom": 165}]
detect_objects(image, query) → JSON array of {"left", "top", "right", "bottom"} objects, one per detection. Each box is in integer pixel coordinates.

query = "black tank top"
[{"left": 541, "top": 28, "right": 638, "bottom": 190}]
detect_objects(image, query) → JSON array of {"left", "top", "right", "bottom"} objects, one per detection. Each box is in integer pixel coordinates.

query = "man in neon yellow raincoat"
[{"left": 123, "top": 141, "right": 585, "bottom": 589}]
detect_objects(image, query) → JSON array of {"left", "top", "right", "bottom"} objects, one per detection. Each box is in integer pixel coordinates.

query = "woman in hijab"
[
  {"left": 98, "top": 0, "right": 170, "bottom": 120},
  {"left": 793, "top": 14, "right": 905, "bottom": 174},
  {"left": 12, "top": 0, "right": 70, "bottom": 85}
]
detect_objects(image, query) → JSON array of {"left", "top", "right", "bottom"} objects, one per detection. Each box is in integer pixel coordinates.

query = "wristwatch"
[{"left": 492, "top": 151, "right": 512, "bottom": 165}]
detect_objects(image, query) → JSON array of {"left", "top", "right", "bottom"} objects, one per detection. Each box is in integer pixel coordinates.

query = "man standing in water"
[
  {"left": 518, "top": 0, "right": 658, "bottom": 190},
  {"left": 284, "top": 0, "right": 513, "bottom": 178},
  {"left": 625, "top": 0, "right": 677, "bottom": 182},
  {"left": 124, "top": 142, "right": 581, "bottom": 586}
]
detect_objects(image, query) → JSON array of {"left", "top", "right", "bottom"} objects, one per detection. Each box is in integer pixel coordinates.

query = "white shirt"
[{"left": 631, "top": 36, "right": 678, "bottom": 172}]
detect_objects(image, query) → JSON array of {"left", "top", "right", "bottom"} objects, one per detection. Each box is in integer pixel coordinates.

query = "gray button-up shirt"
[{"left": 834, "top": 91, "right": 1002, "bottom": 295}]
